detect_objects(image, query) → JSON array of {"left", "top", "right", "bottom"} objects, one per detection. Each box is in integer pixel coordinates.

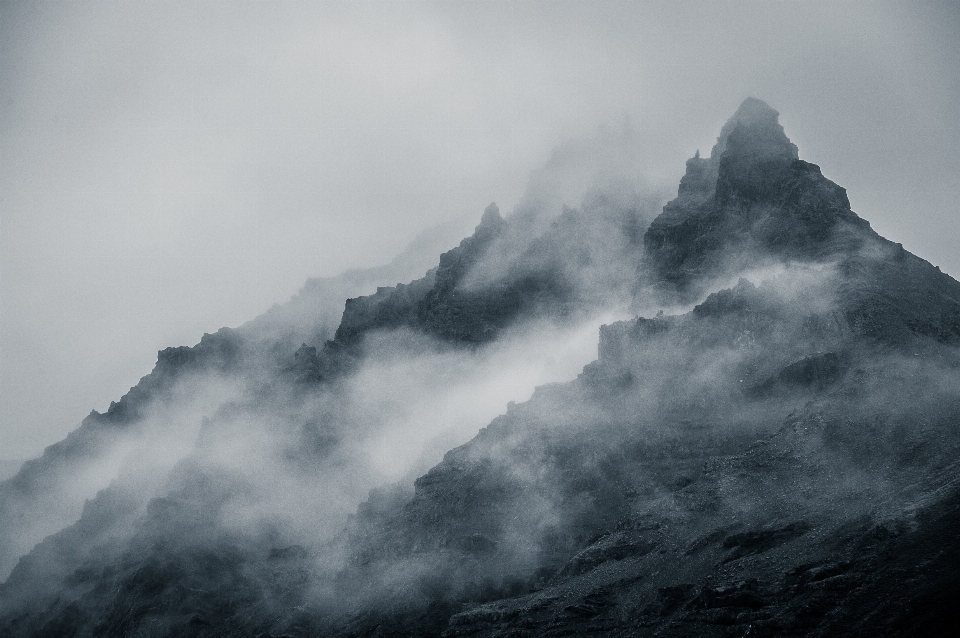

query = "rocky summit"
[{"left": 2, "top": 99, "right": 960, "bottom": 637}]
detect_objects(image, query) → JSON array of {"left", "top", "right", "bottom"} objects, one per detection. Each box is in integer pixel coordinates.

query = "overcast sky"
[{"left": 2, "top": 1, "right": 959, "bottom": 460}]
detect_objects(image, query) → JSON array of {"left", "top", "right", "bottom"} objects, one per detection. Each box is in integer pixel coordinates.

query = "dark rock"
[
  {"left": 721, "top": 522, "right": 811, "bottom": 562},
  {"left": 645, "top": 98, "right": 871, "bottom": 293}
]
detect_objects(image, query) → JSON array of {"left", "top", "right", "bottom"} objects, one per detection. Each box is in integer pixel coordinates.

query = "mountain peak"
[
  {"left": 646, "top": 99, "right": 868, "bottom": 290},
  {"left": 477, "top": 201, "right": 505, "bottom": 236},
  {"left": 730, "top": 96, "right": 779, "bottom": 126},
  {"left": 712, "top": 97, "right": 798, "bottom": 163},
  {"left": 481, "top": 202, "right": 501, "bottom": 223}
]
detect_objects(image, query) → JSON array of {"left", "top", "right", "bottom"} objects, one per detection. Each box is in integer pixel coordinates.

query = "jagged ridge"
[{"left": 4, "top": 99, "right": 960, "bottom": 638}]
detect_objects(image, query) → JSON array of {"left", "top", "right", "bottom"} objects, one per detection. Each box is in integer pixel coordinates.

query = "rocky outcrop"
[
  {"left": 334, "top": 204, "right": 507, "bottom": 348},
  {"left": 645, "top": 98, "right": 870, "bottom": 291},
  {"left": 316, "top": 195, "right": 651, "bottom": 376}
]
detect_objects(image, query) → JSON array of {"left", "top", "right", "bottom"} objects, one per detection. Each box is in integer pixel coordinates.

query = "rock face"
[
  {"left": 4, "top": 99, "right": 960, "bottom": 637},
  {"left": 322, "top": 195, "right": 651, "bottom": 375},
  {"left": 645, "top": 98, "right": 869, "bottom": 292},
  {"left": 335, "top": 203, "right": 511, "bottom": 348}
]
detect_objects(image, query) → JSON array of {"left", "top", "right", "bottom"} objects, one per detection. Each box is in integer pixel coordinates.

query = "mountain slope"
[
  {"left": 328, "top": 100, "right": 960, "bottom": 635},
  {"left": 0, "top": 128, "right": 660, "bottom": 635},
  {"left": 0, "top": 216, "right": 478, "bottom": 581},
  {"left": 3, "top": 99, "right": 959, "bottom": 637}
]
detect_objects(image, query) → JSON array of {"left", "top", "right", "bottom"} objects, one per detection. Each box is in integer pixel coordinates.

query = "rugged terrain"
[{"left": 2, "top": 99, "right": 959, "bottom": 636}]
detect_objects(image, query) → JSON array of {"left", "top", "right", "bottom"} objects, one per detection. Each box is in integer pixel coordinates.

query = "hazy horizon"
[{"left": 3, "top": 0, "right": 959, "bottom": 460}]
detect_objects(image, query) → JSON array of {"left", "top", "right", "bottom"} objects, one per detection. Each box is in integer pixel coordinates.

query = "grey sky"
[{"left": 2, "top": 1, "right": 959, "bottom": 460}]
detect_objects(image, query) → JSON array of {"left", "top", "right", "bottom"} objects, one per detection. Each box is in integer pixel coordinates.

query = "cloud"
[{"left": 2, "top": 0, "right": 959, "bottom": 507}]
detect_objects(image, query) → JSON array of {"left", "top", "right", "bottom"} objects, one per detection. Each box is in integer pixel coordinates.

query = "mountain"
[
  {"left": 329, "top": 99, "right": 960, "bottom": 636},
  {"left": 0, "top": 461, "right": 22, "bottom": 483},
  {"left": 3, "top": 99, "right": 960, "bottom": 637},
  {"left": 0, "top": 215, "right": 480, "bottom": 581}
]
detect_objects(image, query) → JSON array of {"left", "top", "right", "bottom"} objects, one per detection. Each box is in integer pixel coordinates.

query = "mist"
[
  {"left": 2, "top": 6, "right": 960, "bottom": 627},
  {"left": 2, "top": 1, "right": 959, "bottom": 461},
  {"left": 327, "top": 252, "right": 960, "bottom": 622},
  {"left": 0, "top": 135, "right": 653, "bottom": 588}
]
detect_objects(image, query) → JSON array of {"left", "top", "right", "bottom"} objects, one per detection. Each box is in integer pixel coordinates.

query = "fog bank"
[{"left": 3, "top": 0, "right": 959, "bottom": 458}]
